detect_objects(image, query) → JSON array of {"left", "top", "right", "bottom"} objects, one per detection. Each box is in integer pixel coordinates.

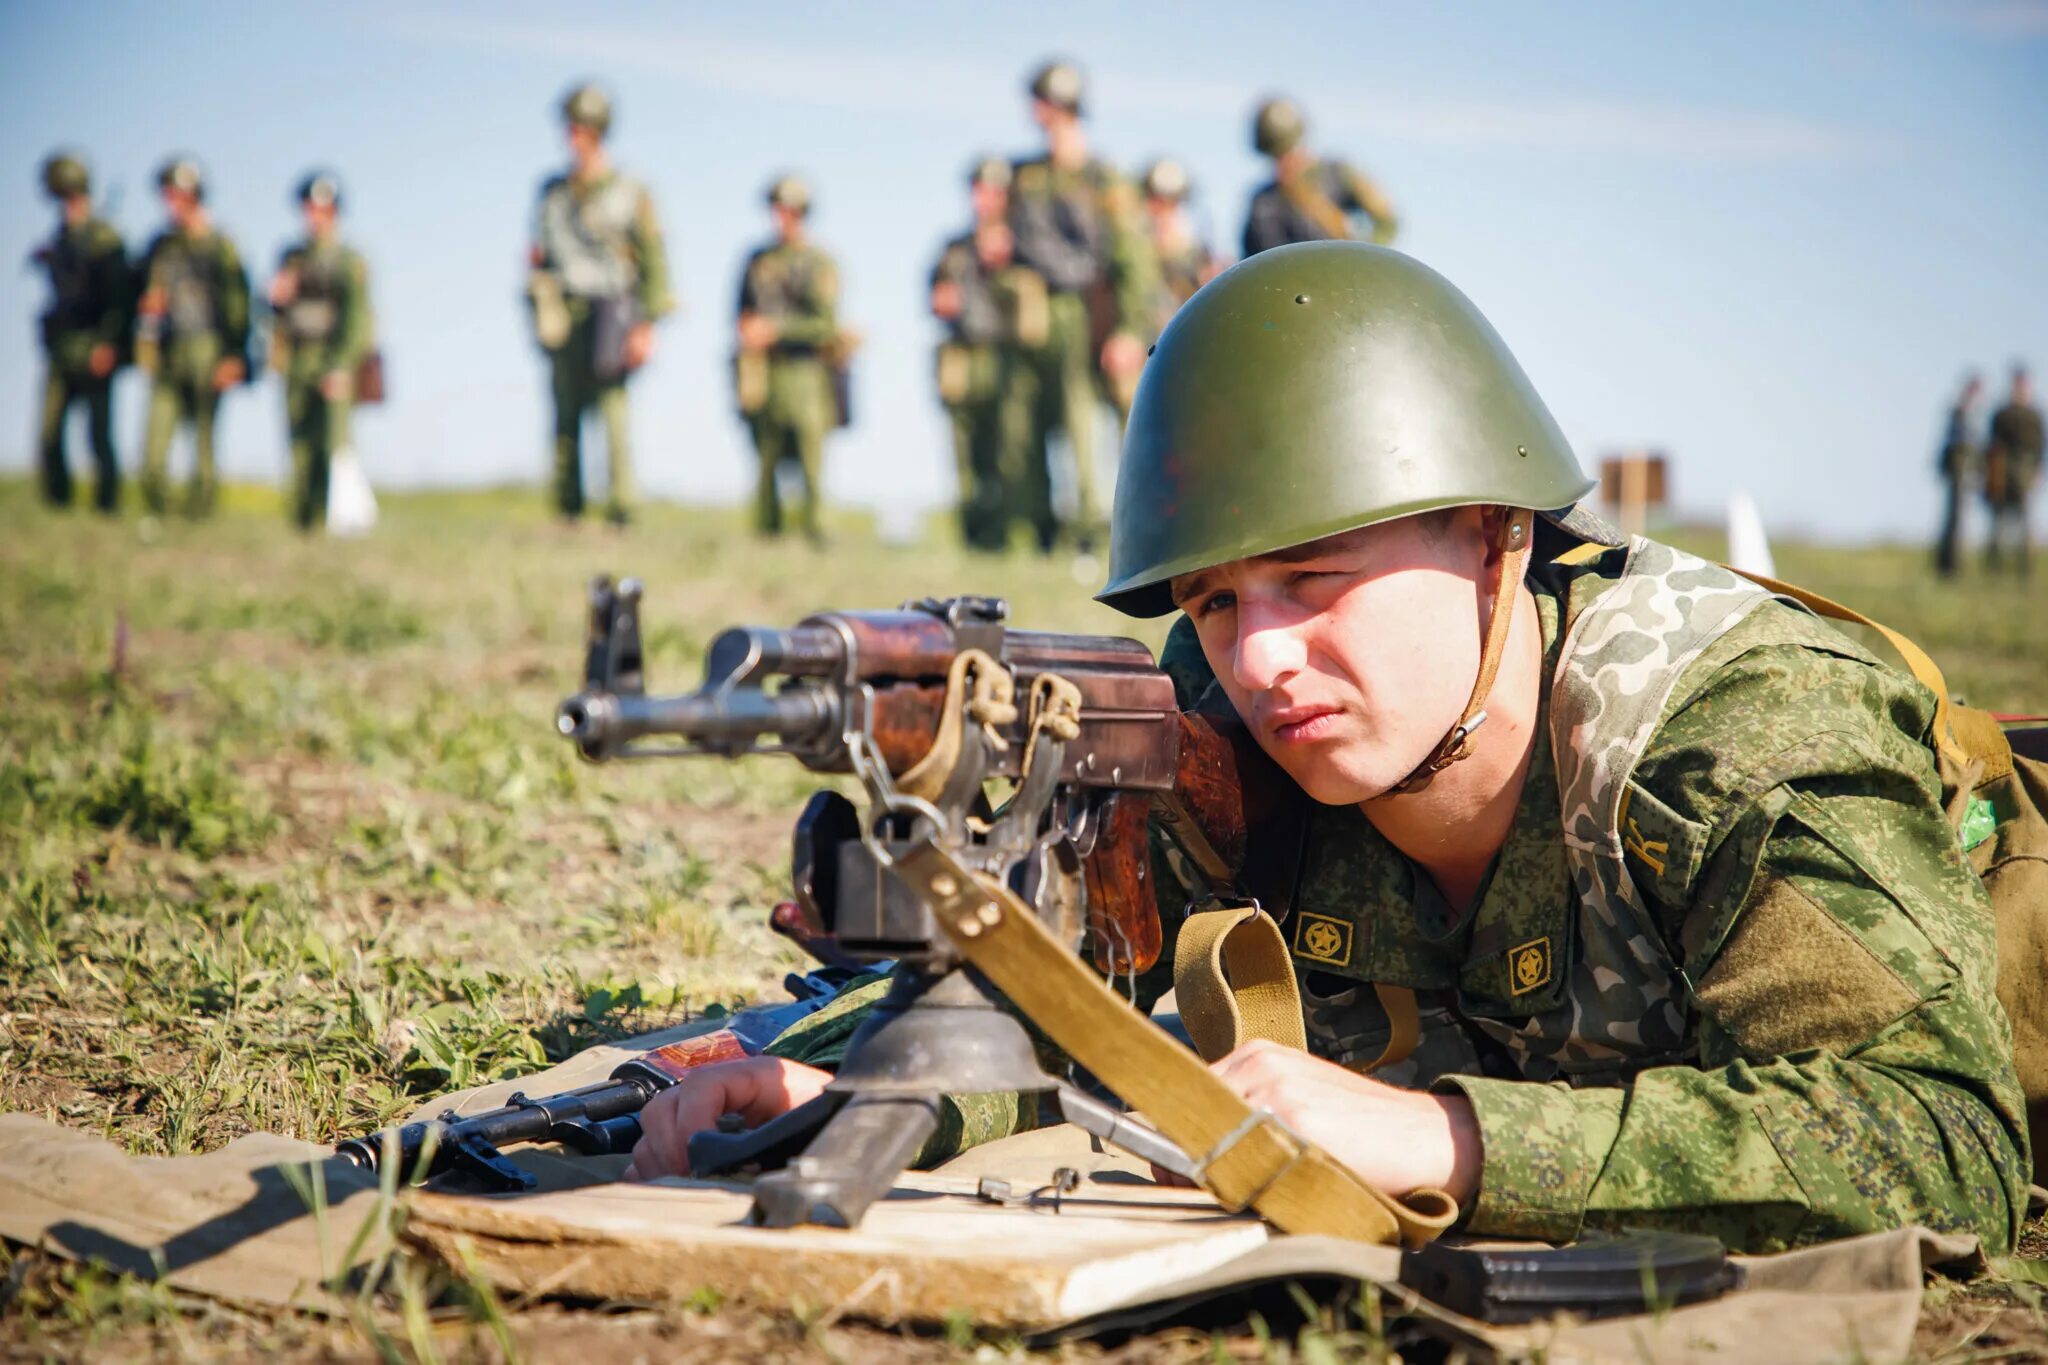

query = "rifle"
[
  {"left": 335, "top": 964, "right": 867, "bottom": 1191},
  {"left": 552, "top": 579, "right": 1462, "bottom": 1243}
]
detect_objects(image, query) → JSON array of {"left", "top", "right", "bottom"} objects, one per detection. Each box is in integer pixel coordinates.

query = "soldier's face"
[
  {"left": 970, "top": 181, "right": 1006, "bottom": 222},
  {"left": 566, "top": 123, "right": 601, "bottom": 159},
  {"left": 1171, "top": 512, "right": 1490, "bottom": 805},
  {"left": 161, "top": 187, "right": 197, "bottom": 225},
  {"left": 303, "top": 202, "right": 337, "bottom": 236}
]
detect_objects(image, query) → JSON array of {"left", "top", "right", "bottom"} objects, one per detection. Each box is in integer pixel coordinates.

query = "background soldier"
[
  {"left": 998, "top": 59, "right": 1158, "bottom": 555},
  {"left": 1934, "top": 372, "right": 1982, "bottom": 577},
  {"left": 736, "top": 175, "right": 841, "bottom": 544},
  {"left": 1984, "top": 365, "right": 2044, "bottom": 577},
  {"left": 1242, "top": 96, "right": 1398, "bottom": 258},
  {"left": 529, "top": 83, "right": 673, "bottom": 526},
  {"left": 269, "top": 173, "right": 373, "bottom": 532},
  {"left": 33, "top": 151, "right": 131, "bottom": 513},
  {"left": 137, "top": 157, "right": 250, "bottom": 518},
  {"left": 1138, "top": 159, "right": 1221, "bottom": 343},
  {"left": 929, "top": 157, "right": 1014, "bottom": 551}
]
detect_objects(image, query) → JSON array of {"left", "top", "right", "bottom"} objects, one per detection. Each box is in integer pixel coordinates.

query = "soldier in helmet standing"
[
  {"left": 1242, "top": 97, "right": 1398, "bottom": 258},
  {"left": 736, "top": 175, "right": 842, "bottom": 544},
  {"left": 32, "top": 151, "right": 132, "bottom": 513},
  {"left": 529, "top": 83, "right": 674, "bottom": 526},
  {"left": 137, "top": 157, "right": 251, "bottom": 518},
  {"left": 997, "top": 59, "right": 1158, "bottom": 555},
  {"left": 626, "top": 242, "right": 2031, "bottom": 1266},
  {"left": 929, "top": 158, "right": 1016, "bottom": 551},
  {"left": 1124, "top": 157, "right": 1220, "bottom": 418},
  {"left": 269, "top": 173, "right": 374, "bottom": 532}
]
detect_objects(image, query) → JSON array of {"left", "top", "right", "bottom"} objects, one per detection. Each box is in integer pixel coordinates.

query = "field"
[{"left": 2, "top": 477, "right": 2045, "bottom": 1361}]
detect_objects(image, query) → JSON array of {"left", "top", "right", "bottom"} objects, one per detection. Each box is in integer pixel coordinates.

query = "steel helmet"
[
  {"left": 1142, "top": 158, "right": 1190, "bottom": 204},
  {"left": 766, "top": 173, "right": 812, "bottom": 215},
  {"left": 1099, "top": 241, "right": 1606, "bottom": 617},
  {"left": 295, "top": 170, "right": 343, "bottom": 210},
  {"left": 561, "top": 83, "right": 613, "bottom": 135},
  {"left": 1253, "top": 97, "right": 1306, "bottom": 157},
  {"left": 157, "top": 156, "right": 206, "bottom": 200},
  {"left": 1028, "top": 60, "right": 1085, "bottom": 115},
  {"left": 42, "top": 152, "right": 89, "bottom": 199}
]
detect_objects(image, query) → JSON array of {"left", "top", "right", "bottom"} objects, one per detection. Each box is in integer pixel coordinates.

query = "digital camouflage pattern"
[
  {"left": 737, "top": 238, "right": 840, "bottom": 539},
  {"left": 779, "top": 538, "right": 2029, "bottom": 1257},
  {"left": 1167, "top": 542, "right": 2029, "bottom": 1253},
  {"left": 930, "top": 231, "right": 1007, "bottom": 550},
  {"left": 138, "top": 225, "right": 251, "bottom": 517}
]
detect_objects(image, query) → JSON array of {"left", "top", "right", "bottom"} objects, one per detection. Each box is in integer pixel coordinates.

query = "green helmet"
[
  {"left": 561, "top": 82, "right": 613, "bottom": 135},
  {"left": 766, "top": 173, "right": 812, "bottom": 214},
  {"left": 1142, "top": 158, "right": 1190, "bottom": 203},
  {"left": 42, "top": 152, "right": 89, "bottom": 199},
  {"left": 1028, "top": 59, "right": 1085, "bottom": 115},
  {"left": 1253, "top": 97, "right": 1305, "bottom": 157},
  {"left": 157, "top": 156, "right": 205, "bottom": 200},
  {"left": 1099, "top": 242, "right": 1607, "bottom": 617},
  {"left": 295, "top": 170, "right": 343, "bottom": 210},
  {"left": 968, "top": 155, "right": 1012, "bottom": 191}
]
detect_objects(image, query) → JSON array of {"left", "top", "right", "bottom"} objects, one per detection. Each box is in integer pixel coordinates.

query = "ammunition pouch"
[
  {"left": 734, "top": 348, "right": 768, "bottom": 416},
  {"left": 998, "top": 267, "right": 1050, "bottom": 349},
  {"left": 526, "top": 269, "right": 571, "bottom": 352},
  {"left": 936, "top": 342, "right": 972, "bottom": 406}
]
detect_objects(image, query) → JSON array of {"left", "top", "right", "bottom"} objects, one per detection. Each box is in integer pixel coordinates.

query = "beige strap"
[
  {"left": 1173, "top": 905, "right": 1308, "bottom": 1061},
  {"left": 1405, "top": 508, "right": 1535, "bottom": 784},
  {"left": 897, "top": 840, "right": 1459, "bottom": 1247},
  {"left": 1366, "top": 983, "right": 1420, "bottom": 1072},
  {"left": 896, "top": 648, "right": 1017, "bottom": 801}
]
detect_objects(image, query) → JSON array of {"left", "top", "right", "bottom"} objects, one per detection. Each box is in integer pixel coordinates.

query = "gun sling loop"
[{"left": 894, "top": 836, "right": 1457, "bottom": 1246}]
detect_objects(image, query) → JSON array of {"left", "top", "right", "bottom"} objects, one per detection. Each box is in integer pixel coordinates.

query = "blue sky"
[{"left": 3, "top": 1, "right": 2044, "bottom": 540}]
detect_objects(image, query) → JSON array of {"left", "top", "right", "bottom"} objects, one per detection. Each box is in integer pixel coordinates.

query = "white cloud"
[{"left": 376, "top": 11, "right": 1898, "bottom": 166}]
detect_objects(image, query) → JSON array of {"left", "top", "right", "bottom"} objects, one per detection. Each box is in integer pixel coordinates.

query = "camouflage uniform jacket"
[
  {"left": 1006, "top": 155, "right": 1158, "bottom": 340},
  {"left": 767, "top": 540, "right": 2029, "bottom": 1255},
  {"left": 737, "top": 240, "right": 840, "bottom": 355},
  {"left": 1241, "top": 158, "right": 1397, "bottom": 257},
  {"left": 141, "top": 226, "right": 251, "bottom": 360},
  {"left": 273, "top": 237, "right": 373, "bottom": 381},
  {"left": 35, "top": 215, "right": 131, "bottom": 366},
  {"left": 1150, "top": 230, "right": 1216, "bottom": 338},
  {"left": 533, "top": 169, "right": 674, "bottom": 320},
  {"left": 930, "top": 232, "right": 1006, "bottom": 349}
]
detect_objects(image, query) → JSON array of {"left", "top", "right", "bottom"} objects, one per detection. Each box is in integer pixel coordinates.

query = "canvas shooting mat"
[{"left": 0, "top": 1021, "right": 1997, "bottom": 1361}]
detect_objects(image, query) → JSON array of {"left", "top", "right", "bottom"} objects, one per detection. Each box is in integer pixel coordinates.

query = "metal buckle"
[{"left": 1190, "top": 1106, "right": 1307, "bottom": 1214}]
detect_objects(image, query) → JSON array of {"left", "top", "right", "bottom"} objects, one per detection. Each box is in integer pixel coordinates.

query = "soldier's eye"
[{"left": 1193, "top": 591, "right": 1234, "bottom": 618}]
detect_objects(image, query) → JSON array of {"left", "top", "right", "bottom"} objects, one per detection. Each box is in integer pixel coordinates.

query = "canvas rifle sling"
[{"left": 892, "top": 839, "right": 1458, "bottom": 1247}]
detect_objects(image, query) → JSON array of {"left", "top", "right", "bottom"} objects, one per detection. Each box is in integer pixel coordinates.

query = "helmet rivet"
[
  {"left": 1294, "top": 293, "right": 1311, "bottom": 305},
  {"left": 1517, "top": 445, "right": 1528, "bottom": 457},
  {"left": 1146, "top": 344, "right": 1156, "bottom": 357}
]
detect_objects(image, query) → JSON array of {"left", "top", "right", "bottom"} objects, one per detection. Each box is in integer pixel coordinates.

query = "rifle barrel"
[{"left": 558, "top": 687, "right": 833, "bottom": 758}]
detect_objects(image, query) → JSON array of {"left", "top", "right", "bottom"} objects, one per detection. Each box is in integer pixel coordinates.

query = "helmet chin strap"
[{"left": 1387, "top": 507, "right": 1535, "bottom": 795}]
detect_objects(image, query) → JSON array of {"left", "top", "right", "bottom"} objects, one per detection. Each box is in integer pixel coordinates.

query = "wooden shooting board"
[{"left": 404, "top": 1165, "right": 1273, "bottom": 1327}]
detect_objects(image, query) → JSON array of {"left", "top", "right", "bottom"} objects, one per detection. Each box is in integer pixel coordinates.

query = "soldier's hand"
[
  {"left": 930, "top": 280, "right": 962, "bottom": 320},
  {"left": 137, "top": 286, "right": 166, "bottom": 319},
  {"left": 269, "top": 269, "right": 299, "bottom": 309},
  {"left": 622, "top": 1056, "right": 833, "bottom": 1181},
  {"left": 213, "top": 357, "right": 247, "bottom": 391},
  {"left": 623, "top": 321, "right": 655, "bottom": 370},
  {"left": 1208, "top": 1039, "right": 1481, "bottom": 1202},
  {"left": 87, "top": 343, "right": 117, "bottom": 379},
  {"left": 737, "top": 313, "right": 779, "bottom": 353},
  {"left": 1100, "top": 331, "right": 1146, "bottom": 381},
  {"left": 318, "top": 369, "right": 350, "bottom": 402}
]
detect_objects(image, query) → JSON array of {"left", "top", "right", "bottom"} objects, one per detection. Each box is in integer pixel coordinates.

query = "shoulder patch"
[{"left": 1618, "top": 779, "right": 1706, "bottom": 904}]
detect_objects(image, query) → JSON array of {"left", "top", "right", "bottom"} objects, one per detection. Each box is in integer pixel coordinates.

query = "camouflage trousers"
[
  {"left": 141, "top": 333, "right": 227, "bottom": 518},
  {"left": 37, "top": 361, "right": 119, "bottom": 513},
  {"left": 548, "top": 313, "right": 633, "bottom": 523},
  {"left": 748, "top": 355, "right": 832, "bottom": 541},
  {"left": 940, "top": 343, "right": 1004, "bottom": 551},
  {"left": 285, "top": 371, "right": 352, "bottom": 532},
  {"left": 996, "top": 291, "right": 1104, "bottom": 554}
]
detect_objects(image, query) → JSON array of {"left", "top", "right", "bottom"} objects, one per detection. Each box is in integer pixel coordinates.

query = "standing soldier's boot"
[
  {"left": 598, "top": 383, "right": 633, "bottom": 525},
  {"left": 85, "top": 379, "right": 119, "bottom": 513},
  {"left": 37, "top": 372, "right": 74, "bottom": 508}
]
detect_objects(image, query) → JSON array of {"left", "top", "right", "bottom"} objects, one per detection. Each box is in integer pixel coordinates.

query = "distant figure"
[
  {"left": 929, "top": 158, "right": 1015, "bottom": 552},
  {"left": 1242, "top": 97, "right": 1398, "bottom": 258},
  {"left": 1984, "top": 366, "right": 2044, "bottom": 577},
  {"left": 1139, "top": 158, "right": 1222, "bottom": 336},
  {"left": 528, "top": 83, "right": 673, "bottom": 526},
  {"left": 32, "top": 151, "right": 131, "bottom": 514},
  {"left": 137, "top": 157, "right": 250, "bottom": 519},
  {"left": 736, "top": 175, "right": 842, "bottom": 544},
  {"left": 269, "top": 173, "right": 374, "bottom": 532},
  {"left": 1934, "top": 373, "right": 1983, "bottom": 578},
  {"left": 999, "top": 59, "right": 1158, "bottom": 554}
]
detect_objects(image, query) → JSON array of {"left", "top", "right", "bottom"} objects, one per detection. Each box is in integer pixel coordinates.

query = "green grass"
[{"left": 1, "top": 479, "right": 2043, "bottom": 1359}]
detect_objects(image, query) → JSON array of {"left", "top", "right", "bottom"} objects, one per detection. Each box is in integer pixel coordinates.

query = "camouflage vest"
[
  {"left": 538, "top": 174, "right": 643, "bottom": 300},
  {"left": 280, "top": 241, "right": 354, "bottom": 344},
  {"left": 155, "top": 233, "right": 225, "bottom": 338},
  {"left": 1300, "top": 539, "right": 1790, "bottom": 1087}
]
